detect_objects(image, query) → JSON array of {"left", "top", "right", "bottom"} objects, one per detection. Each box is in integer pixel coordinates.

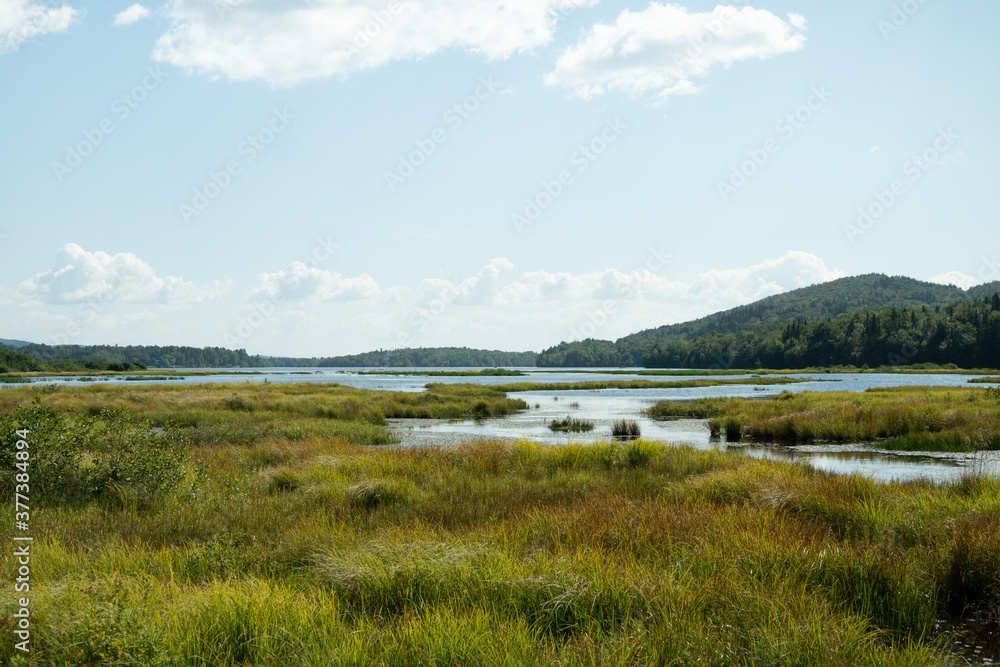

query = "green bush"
[{"left": 0, "top": 401, "right": 188, "bottom": 506}]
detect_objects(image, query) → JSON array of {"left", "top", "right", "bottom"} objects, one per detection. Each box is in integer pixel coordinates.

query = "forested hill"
[
  {"left": 538, "top": 274, "right": 1000, "bottom": 367},
  {"left": 315, "top": 347, "right": 538, "bottom": 368},
  {"left": 644, "top": 294, "right": 1000, "bottom": 370},
  {"left": 6, "top": 343, "right": 538, "bottom": 369}
]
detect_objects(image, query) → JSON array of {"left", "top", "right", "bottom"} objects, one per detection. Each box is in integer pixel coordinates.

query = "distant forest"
[
  {"left": 0, "top": 346, "right": 146, "bottom": 373},
  {"left": 4, "top": 344, "right": 538, "bottom": 369},
  {"left": 643, "top": 295, "right": 1000, "bottom": 369},
  {"left": 315, "top": 347, "right": 538, "bottom": 368}
]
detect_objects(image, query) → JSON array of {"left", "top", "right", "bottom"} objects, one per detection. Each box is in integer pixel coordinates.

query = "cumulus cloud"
[
  {"left": 545, "top": 3, "right": 806, "bottom": 103},
  {"left": 688, "top": 250, "right": 844, "bottom": 307},
  {"left": 19, "top": 243, "right": 232, "bottom": 306},
  {"left": 416, "top": 258, "right": 513, "bottom": 307},
  {"left": 929, "top": 271, "right": 978, "bottom": 290},
  {"left": 152, "top": 0, "right": 596, "bottom": 87},
  {"left": 249, "top": 261, "right": 382, "bottom": 303},
  {"left": 113, "top": 3, "right": 151, "bottom": 26},
  {"left": 1, "top": 0, "right": 82, "bottom": 54}
]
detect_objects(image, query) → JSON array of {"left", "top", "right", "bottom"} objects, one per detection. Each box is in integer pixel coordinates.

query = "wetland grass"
[
  {"left": 2, "top": 383, "right": 1000, "bottom": 665},
  {"left": 647, "top": 385, "right": 1000, "bottom": 451}
]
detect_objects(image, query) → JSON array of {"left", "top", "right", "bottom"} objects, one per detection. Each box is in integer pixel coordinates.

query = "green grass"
[
  {"left": 0, "top": 382, "right": 528, "bottom": 448},
  {"left": 647, "top": 386, "right": 1000, "bottom": 451},
  {"left": 970, "top": 377, "right": 1000, "bottom": 384},
  {"left": 548, "top": 416, "right": 595, "bottom": 432},
  {"left": 3, "top": 383, "right": 1000, "bottom": 665},
  {"left": 495, "top": 376, "right": 818, "bottom": 392}
]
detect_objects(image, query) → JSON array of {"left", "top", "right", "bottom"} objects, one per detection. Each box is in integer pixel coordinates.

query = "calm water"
[{"left": 9, "top": 367, "right": 1000, "bottom": 483}]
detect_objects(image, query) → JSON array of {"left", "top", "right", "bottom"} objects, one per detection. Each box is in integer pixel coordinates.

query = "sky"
[{"left": 0, "top": 0, "right": 997, "bottom": 357}]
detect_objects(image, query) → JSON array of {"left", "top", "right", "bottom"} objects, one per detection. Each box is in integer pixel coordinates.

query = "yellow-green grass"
[
  {"left": 970, "top": 377, "right": 1000, "bottom": 384},
  {"left": 0, "top": 382, "right": 527, "bottom": 447},
  {"left": 4, "top": 427, "right": 1000, "bottom": 665},
  {"left": 648, "top": 386, "right": 1000, "bottom": 451},
  {"left": 493, "top": 376, "right": 817, "bottom": 392}
]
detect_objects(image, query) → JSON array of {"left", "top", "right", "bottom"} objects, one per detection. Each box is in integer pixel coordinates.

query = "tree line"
[{"left": 642, "top": 295, "right": 1000, "bottom": 369}]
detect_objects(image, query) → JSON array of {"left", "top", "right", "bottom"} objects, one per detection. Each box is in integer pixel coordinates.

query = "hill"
[
  {"left": 643, "top": 293, "right": 1000, "bottom": 369},
  {"left": 0, "top": 338, "right": 31, "bottom": 348},
  {"left": 539, "top": 274, "right": 1000, "bottom": 367}
]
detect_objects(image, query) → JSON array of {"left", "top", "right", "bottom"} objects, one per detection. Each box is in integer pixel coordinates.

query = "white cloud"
[
  {"left": 0, "top": 0, "right": 82, "bottom": 54},
  {"left": 152, "top": 0, "right": 596, "bottom": 87},
  {"left": 545, "top": 3, "right": 806, "bottom": 103},
  {"left": 869, "top": 145, "right": 879, "bottom": 154},
  {"left": 249, "top": 261, "right": 383, "bottom": 303},
  {"left": 688, "top": 250, "right": 844, "bottom": 307},
  {"left": 113, "top": 3, "right": 150, "bottom": 26},
  {"left": 929, "top": 271, "right": 978, "bottom": 290},
  {"left": 417, "top": 258, "right": 513, "bottom": 306},
  {"left": 19, "top": 243, "right": 232, "bottom": 306}
]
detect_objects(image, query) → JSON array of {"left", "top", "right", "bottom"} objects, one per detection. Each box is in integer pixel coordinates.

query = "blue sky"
[{"left": 1, "top": 0, "right": 997, "bottom": 357}]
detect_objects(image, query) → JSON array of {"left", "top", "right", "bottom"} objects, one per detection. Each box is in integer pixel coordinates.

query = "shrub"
[{"left": 0, "top": 402, "right": 188, "bottom": 506}]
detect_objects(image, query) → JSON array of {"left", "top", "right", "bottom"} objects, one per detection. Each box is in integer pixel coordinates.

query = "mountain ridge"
[{"left": 539, "top": 274, "right": 1000, "bottom": 367}]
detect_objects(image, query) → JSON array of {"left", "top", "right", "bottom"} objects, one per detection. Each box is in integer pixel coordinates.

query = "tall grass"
[
  {"left": 2, "top": 385, "right": 1000, "bottom": 664},
  {"left": 648, "top": 386, "right": 1000, "bottom": 451},
  {"left": 496, "top": 376, "right": 814, "bottom": 392}
]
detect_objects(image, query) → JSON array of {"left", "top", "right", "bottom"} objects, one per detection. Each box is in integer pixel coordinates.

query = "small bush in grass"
[
  {"left": 0, "top": 401, "right": 187, "bottom": 507},
  {"left": 224, "top": 393, "right": 255, "bottom": 412}
]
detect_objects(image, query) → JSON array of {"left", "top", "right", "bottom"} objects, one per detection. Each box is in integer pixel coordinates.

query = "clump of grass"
[
  {"left": 267, "top": 468, "right": 300, "bottom": 493},
  {"left": 0, "top": 375, "right": 31, "bottom": 384},
  {"left": 611, "top": 419, "right": 640, "bottom": 440},
  {"left": 344, "top": 479, "right": 406, "bottom": 509},
  {"left": 223, "top": 393, "right": 256, "bottom": 412},
  {"left": 549, "top": 416, "right": 594, "bottom": 432}
]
